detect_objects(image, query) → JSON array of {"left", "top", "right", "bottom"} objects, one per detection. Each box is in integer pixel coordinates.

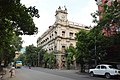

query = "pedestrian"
[
  {"left": 28, "top": 64, "right": 31, "bottom": 69},
  {"left": 9, "top": 66, "right": 15, "bottom": 78}
]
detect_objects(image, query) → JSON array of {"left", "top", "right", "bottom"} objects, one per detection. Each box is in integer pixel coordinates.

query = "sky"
[{"left": 21, "top": 0, "right": 98, "bottom": 47}]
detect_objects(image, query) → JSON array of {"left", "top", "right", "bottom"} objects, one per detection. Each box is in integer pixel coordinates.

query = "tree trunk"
[{"left": 80, "top": 64, "right": 85, "bottom": 72}]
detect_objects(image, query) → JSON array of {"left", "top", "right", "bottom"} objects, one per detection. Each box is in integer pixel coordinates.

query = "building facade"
[
  {"left": 95, "top": 0, "right": 120, "bottom": 36},
  {"left": 37, "top": 6, "right": 90, "bottom": 69},
  {"left": 95, "top": 0, "right": 115, "bottom": 19}
]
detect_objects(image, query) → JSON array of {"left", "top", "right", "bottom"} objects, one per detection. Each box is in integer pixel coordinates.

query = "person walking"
[
  {"left": 28, "top": 64, "right": 31, "bottom": 69},
  {"left": 9, "top": 66, "right": 15, "bottom": 78}
]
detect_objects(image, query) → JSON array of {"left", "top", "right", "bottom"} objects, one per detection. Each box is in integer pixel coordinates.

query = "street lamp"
[
  {"left": 94, "top": 26, "right": 97, "bottom": 67},
  {"left": 38, "top": 52, "right": 40, "bottom": 67},
  {"left": 94, "top": 36, "right": 97, "bottom": 66}
]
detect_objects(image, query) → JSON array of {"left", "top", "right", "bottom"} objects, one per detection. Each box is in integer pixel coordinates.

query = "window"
[
  {"left": 62, "top": 46, "right": 65, "bottom": 53},
  {"left": 52, "top": 34, "right": 53, "bottom": 36},
  {"left": 75, "top": 33, "right": 77, "bottom": 35},
  {"left": 109, "top": 65, "right": 115, "bottom": 69},
  {"left": 96, "top": 66, "right": 100, "bottom": 69},
  {"left": 54, "top": 46, "right": 57, "bottom": 50},
  {"left": 51, "top": 48, "right": 53, "bottom": 50},
  {"left": 47, "top": 38, "right": 49, "bottom": 40},
  {"left": 62, "top": 31, "right": 65, "bottom": 37},
  {"left": 101, "top": 66, "right": 106, "bottom": 69},
  {"left": 55, "top": 31, "right": 57, "bottom": 36},
  {"left": 69, "top": 32, "right": 73, "bottom": 38},
  {"left": 70, "top": 43, "right": 73, "bottom": 46}
]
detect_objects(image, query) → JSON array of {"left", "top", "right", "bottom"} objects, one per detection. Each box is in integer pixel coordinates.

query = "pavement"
[
  {"left": 0, "top": 67, "right": 17, "bottom": 80},
  {"left": 0, "top": 67, "right": 81, "bottom": 80}
]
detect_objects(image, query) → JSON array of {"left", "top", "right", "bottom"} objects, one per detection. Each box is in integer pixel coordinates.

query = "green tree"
[
  {"left": 75, "top": 28, "right": 110, "bottom": 72},
  {"left": 48, "top": 52, "right": 55, "bottom": 69},
  {"left": 25, "top": 45, "right": 38, "bottom": 66},
  {"left": 88, "top": 27, "right": 111, "bottom": 66},
  {"left": 76, "top": 29, "right": 90, "bottom": 72},
  {"left": 0, "top": 0, "right": 39, "bottom": 35},
  {"left": 0, "top": 34, "right": 22, "bottom": 68},
  {"left": 91, "top": 0, "right": 120, "bottom": 29},
  {"left": 66, "top": 45, "right": 76, "bottom": 69},
  {"left": 43, "top": 52, "right": 49, "bottom": 68},
  {"left": 37, "top": 47, "right": 46, "bottom": 67},
  {"left": 98, "top": 0, "right": 120, "bottom": 57},
  {"left": 0, "top": 0, "right": 39, "bottom": 68},
  {"left": 91, "top": 0, "right": 120, "bottom": 62},
  {"left": 99, "top": 0, "right": 120, "bottom": 29}
]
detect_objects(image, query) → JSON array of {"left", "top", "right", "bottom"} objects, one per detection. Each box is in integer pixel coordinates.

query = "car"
[{"left": 89, "top": 64, "right": 120, "bottom": 79}]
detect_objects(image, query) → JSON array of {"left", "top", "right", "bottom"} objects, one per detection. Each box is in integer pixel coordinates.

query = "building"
[
  {"left": 37, "top": 6, "right": 90, "bottom": 69},
  {"left": 95, "top": 0, "right": 120, "bottom": 36},
  {"left": 95, "top": 0, "right": 112, "bottom": 19}
]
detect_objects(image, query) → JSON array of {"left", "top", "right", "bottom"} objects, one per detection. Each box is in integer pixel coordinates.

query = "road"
[{"left": 10, "top": 67, "right": 116, "bottom": 80}]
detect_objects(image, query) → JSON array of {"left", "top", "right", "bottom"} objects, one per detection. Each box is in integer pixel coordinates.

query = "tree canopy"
[
  {"left": 92, "top": 0, "right": 120, "bottom": 33},
  {"left": 0, "top": 0, "right": 39, "bottom": 35},
  {"left": 99, "top": 0, "right": 120, "bottom": 29},
  {"left": 0, "top": 0, "right": 40, "bottom": 68},
  {"left": 75, "top": 28, "right": 111, "bottom": 72}
]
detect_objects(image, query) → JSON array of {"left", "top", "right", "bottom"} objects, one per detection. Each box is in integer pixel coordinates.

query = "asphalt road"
[{"left": 10, "top": 67, "right": 116, "bottom": 80}]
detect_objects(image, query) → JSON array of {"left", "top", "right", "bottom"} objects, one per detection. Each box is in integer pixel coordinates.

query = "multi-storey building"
[
  {"left": 37, "top": 6, "right": 90, "bottom": 69},
  {"left": 95, "top": 0, "right": 119, "bottom": 36},
  {"left": 95, "top": 0, "right": 112, "bottom": 19}
]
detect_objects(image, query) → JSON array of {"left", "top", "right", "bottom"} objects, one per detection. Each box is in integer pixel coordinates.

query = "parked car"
[{"left": 89, "top": 64, "right": 120, "bottom": 79}]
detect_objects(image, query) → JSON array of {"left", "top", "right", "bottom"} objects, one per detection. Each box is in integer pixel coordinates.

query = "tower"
[{"left": 55, "top": 6, "right": 68, "bottom": 22}]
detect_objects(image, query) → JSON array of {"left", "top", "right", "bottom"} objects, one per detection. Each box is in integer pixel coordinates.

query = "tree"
[
  {"left": 66, "top": 45, "right": 76, "bottom": 69},
  {"left": 37, "top": 47, "right": 46, "bottom": 67},
  {"left": 0, "top": 0, "right": 40, "bottom": 68},
  {"left": 99, "top": 1, "right": 120, "bottom": 58},
  {"left": 76, "top": 29, "right": 90, "bottom": 72},
  {"left": 75, "top": 28, "right": 110, "bottom": 72},
  {"left": 43, "top": 52, "right": 49, "bottom": 68},
  {"left": 48, "top": 52, "right": 55, "bottom": 69},
  {"left": 92, "top": 0, "right": 120, "bottom": 62},
  {"left": 25, "top": 45, "right": 38, "bottom": 66},
  {"left": 0, "top": 0, "right": 39, "bottom": 35},
  {"left": 0, "top": 34, "right": 23, "bottom": 68},
  {"left": 88, "top": 27, "right": 111, "bottom": 66},
  {"left": 92, "top": 0, "right": 120, "bottom": 29},
  {"left": 99, "top": 0, "right": 120, "bottom": 29}
]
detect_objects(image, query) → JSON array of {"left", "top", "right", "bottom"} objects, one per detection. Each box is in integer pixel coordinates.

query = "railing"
[{"left": 68, "top": 21, "right": 86, "bottom": 28}]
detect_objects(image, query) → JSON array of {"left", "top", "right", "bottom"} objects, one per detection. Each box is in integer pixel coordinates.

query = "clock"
[
  {"left": 60, "top": 15, "right": 66, "bottom": 21},
  {"left": 56, "top": 14, "right": 66, "bottom": 22},
  {"left": 61, "top": 15, "right": 65, "bottom": 19}
]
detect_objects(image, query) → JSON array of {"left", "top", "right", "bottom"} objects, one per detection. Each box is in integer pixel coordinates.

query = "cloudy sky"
[{"left": 21, "top": 0, "right": 98, "bottom": 47}]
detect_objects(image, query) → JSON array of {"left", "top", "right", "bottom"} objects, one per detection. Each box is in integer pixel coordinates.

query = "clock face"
[
  {"left": 61, "top": 15, "right": 65, "bottom": 19},
  {"left": 60, "top": 15, "right": 66, "bottom": 21},
  {"left": 56, "top": 14, "right": 66, "bottom": 22}
]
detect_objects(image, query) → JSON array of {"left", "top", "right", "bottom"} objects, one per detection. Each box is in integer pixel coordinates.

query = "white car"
[{"left": 89, "top": 64, "right": 120, "bottom": 79}]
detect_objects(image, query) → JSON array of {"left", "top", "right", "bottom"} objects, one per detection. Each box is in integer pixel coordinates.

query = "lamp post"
[
  {"left": 38, "top": 52, "right": 40, "bottom": 67},
  {"left": 94, "top": 36, "right": 97, "bottom": 66}
]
